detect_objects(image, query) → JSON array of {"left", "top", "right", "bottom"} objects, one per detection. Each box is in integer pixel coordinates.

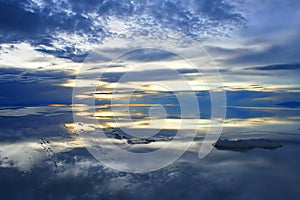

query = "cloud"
[
  {"left": 223, "top": 42, "right": 300, "bottom": 66},
  {"left": 200, "top": 0, "right": 300, "bottom": 70},
  {"left": 245, "top": 63, "right": 300, "bottom": 71},
  {"left": 0, "top": 67, "right": 74, "bottom": 84},
  {"left": 115, "top": 48, "right": 180, "bottom": 62},
  {"left": 0, "top": 0, "right": 245, "bottom": 61}
]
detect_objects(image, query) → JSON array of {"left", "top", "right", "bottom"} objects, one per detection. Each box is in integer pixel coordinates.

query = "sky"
[
  {"left": 0, "top": 0, "right": 300, "bottom": 199},
  {"left": 0, "top": 0, "right": 300, "bottom": 99}
]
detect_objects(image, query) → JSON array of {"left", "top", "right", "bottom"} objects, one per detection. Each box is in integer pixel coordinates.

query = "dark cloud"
[
  {"left": 0, "top": 0, "right": 245, "bottom": 61},
  {"left": 205, "top": 45, "right": 250, "bottom": 56},
  {"left": 0, "top": 0, "right": 42, "bottom": 35},
  {"left": 200, "top": 0, "right": 300, "bottom": 68},
  {"left": 119, "top": 48, "right": 180, "bottom": 62},
  {"left": 35, "top": 47, "right": 89, "bottom": 62},
  {"left": 0, "top": 0, "right": 96, "bottom": 40},
  {"left": 0, "top": 0, "right": 104, "bottom": 61},
  {"left": 100, "top": 68, "right": 199, "bottom": 83},
  {"left": 0, "top": 67, "right": 74, "bottom": 83},
  {"left": 245, "top": 63, "right": 300, "bottom": 71},
  {"left": 223, "top": 42, "right": 300, "bottom": 66}
]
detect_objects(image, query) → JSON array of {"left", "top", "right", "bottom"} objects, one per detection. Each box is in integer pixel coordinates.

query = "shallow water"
[{"left": 0, "top": 104, "right": 300, "bottom": 200}]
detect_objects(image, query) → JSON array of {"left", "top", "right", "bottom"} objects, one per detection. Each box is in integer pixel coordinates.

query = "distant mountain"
[{"left": 277, "top": 101, "right": 300, "bottom": 108}]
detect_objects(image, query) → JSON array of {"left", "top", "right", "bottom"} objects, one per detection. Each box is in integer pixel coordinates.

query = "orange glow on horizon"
[{"left": 48, "top": 104, "right": 88, "bottom": 107}]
